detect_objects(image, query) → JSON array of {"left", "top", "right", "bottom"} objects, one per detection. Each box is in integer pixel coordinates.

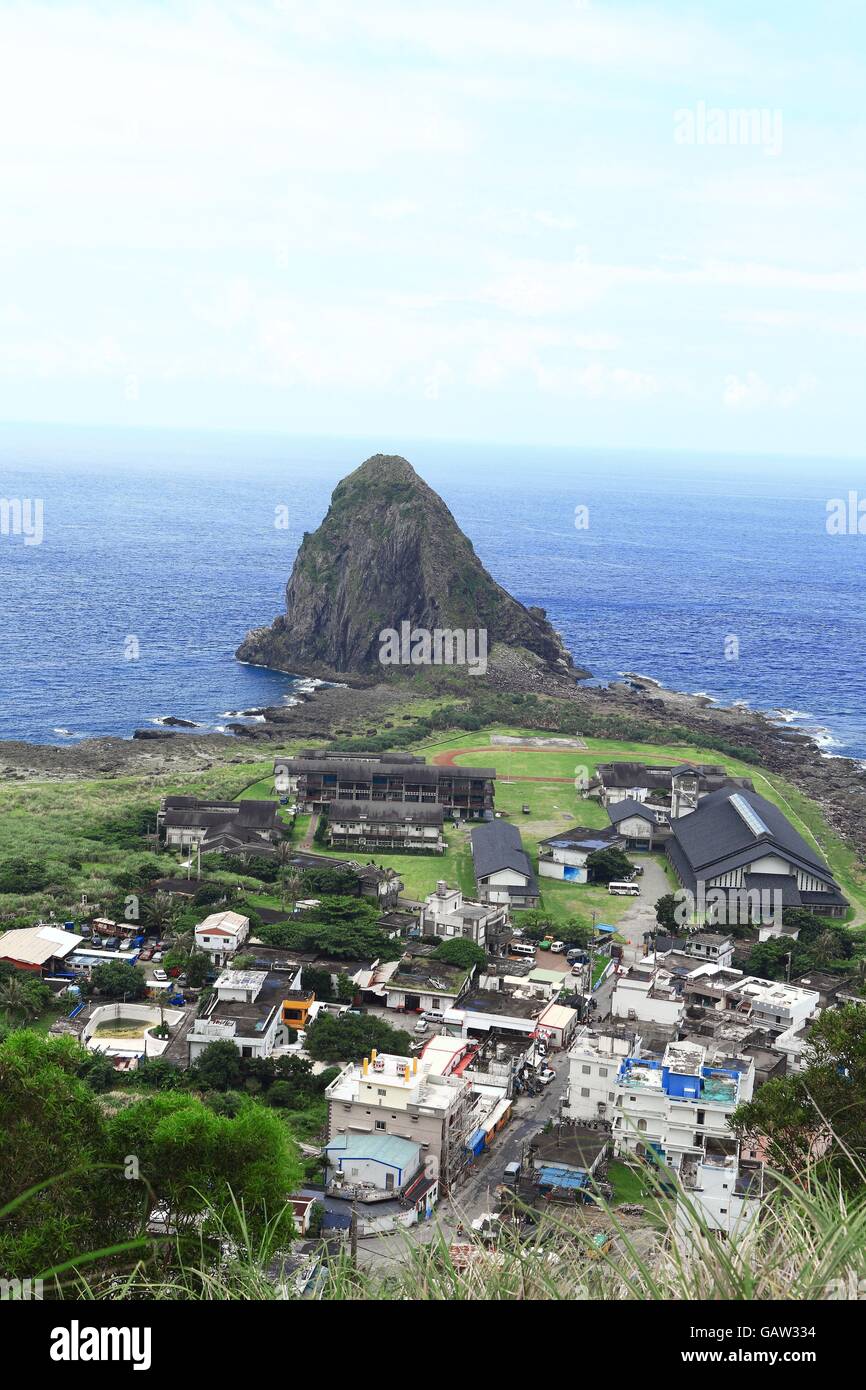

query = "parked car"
[
  {"left": 570, "top": 962, "right": 586, "bottom": 977},
  {"left": 566, "top": 949, "right": 588, "bottom": 964},
  {"left": 423, "top": 1008, "right": 446, "bottom": 1024},
  {"left": 537, "top": 1068, "right": 556, "bottom": 1086},
  {"left": 104, "top": 937, "right": 120, "bottom": 951},
  {"left": 413, "top": 1019, "right": 429, "bottom": 1035},
  {"left": 152, "top": 968, "right": 168, "bottom": 983},
  {"left": 90, "top": 936, "right": 103, "bottom": 949},
  {"left": 139, "top": 946, "right": 154, "bottom": 962},
  {"left": 152, "top": 951, "right": 164, "bottom": 963},
  {"left": 549, "top": 941, "right": 565, "bottom": 954}
]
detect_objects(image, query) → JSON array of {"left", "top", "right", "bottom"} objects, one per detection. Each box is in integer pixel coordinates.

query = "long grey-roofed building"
[
  {"left": 325, "top": 799, "right": 445, "bottom": 853},
  {"left": 275, "top": 755, "right": 495, "bottom": 817},
  {"left": 666, "top": 786, "right": 848, "bottom": 921}
]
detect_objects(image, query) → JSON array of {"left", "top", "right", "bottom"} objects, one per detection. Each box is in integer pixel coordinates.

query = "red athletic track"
[{"left": 430, "top": 746, "right": 575, "bottom": 783}]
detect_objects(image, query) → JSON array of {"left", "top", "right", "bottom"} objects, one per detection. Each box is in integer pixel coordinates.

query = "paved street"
[
  {"left": 610, "top": 854, "right": 670, "bottom": 961},
  {"left": 354, "top": 1064, "right": 570, "bottom": 1269}
]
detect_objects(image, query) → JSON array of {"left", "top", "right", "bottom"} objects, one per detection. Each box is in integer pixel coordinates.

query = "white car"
[
  {"left": 152, "top": 968, "right": 168, "bottom": 983},
  {"left": 537, "top": 1068, "right": 556, "bottom": 1086},
  {"left": 549, "top": 941, "right": 565, "bottom": 954},
  {"left": 413, "top": 1019, "right": 429, "bottom": 1034}
]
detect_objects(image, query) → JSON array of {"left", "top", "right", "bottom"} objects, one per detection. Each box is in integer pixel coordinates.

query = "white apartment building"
[
  {"left": 325, "top": 1045, "right": 474, "bottom": 1191},
  {"left": 613, "top": 1039, "right": 759, "bottom": 1233},
  {"left": 564, "top": 1027, "right": 641, "bottom": 1124}
]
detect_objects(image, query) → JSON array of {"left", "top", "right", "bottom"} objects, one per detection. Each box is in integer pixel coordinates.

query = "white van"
[
  {"left": 608, "top": 881, "right": 641, "bottom": 896},
  {"left": 508, "top": 941, "right": 536, "bottom": 958},
  {"left": 423, "top": 1008, "right": 446, "bottom": 1024}
]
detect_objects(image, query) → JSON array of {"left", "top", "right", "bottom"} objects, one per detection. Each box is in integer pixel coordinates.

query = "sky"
[{"left": 1, "top": 0, "right": 864, "bottom": 454}]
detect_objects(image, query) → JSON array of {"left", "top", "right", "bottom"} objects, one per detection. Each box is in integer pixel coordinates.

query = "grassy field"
[
  {"left": 417, "top": 728, "right": 866, "bottom": 921},
  {"left": 0, "top": 720, "right": 862, "bottom": 934}
]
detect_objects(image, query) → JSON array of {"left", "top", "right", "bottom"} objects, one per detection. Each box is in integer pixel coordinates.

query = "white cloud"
[{"left": 722, "top": 371, "right": 816, "bottom": 410}]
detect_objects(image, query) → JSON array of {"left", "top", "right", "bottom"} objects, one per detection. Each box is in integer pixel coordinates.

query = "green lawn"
[
  {"left": 606, "top": 1160, "right": 647, "bottom": 1205},
  {"left": 1, "top": 719, "right": 861, "bottom": 940}
]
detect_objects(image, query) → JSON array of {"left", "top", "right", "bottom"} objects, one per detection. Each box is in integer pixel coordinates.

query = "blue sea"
[{"left": 1, "top": 423, "right": 865, "bottom": 758}]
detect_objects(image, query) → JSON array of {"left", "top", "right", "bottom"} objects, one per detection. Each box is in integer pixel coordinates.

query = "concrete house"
[
  {"left": 470, "top": 821, "right": 539, "bottom": 909},
  {"left": 420, "top": 881, "right": 509, "bottom": 949},
  {"left": 324, "top": 1132, "right": 423, "bottom": 1196},
  {"left": 194, "top": 910, "right": 250, "bottom": 964},
  {"left": 537, "top": 824, "right": 625, "bottom": 883}
]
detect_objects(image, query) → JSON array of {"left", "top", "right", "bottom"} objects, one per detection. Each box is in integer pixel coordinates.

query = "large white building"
[
  {"left": 564, "top": 1027, "right": 641, "bottom": 1124},
  {"left": 326, "top": 1045, "right": 474, "bottom": 1192},
  {"left": 613, "top": 1039, "right": 760, "bottom": 1234},
  {"left": 419, "top": 881, "right": 508, "bottom": 949}
]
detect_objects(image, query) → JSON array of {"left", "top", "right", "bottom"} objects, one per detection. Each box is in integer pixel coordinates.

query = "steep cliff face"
[{"left": 236, "top": 453, "right": 582, "bottom": 680}]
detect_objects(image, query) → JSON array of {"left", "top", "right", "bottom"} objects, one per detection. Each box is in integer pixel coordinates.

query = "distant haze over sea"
[{"left": 1, "top": 423, "right": 865, "bottom": 758}]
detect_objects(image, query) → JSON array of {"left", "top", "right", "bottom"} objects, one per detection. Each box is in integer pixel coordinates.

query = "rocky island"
[{"left": 235, "top": 453, "right": 584, "bottom": 684}]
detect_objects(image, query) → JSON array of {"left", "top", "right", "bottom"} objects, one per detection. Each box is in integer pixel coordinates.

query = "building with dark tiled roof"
[
  {"left": 325, "top": 799, "right": 445, "bottom": 853},
  {"left": 274, "top": 755, "right": 495, "bottom": 817},
  {"left": 666, "top": 787, "right": 848, "bottom": 923},
  {"left": 470, "top": 820, "right": 539, "bottom": 908}
]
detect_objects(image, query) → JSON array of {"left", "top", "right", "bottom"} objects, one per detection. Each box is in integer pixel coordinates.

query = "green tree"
[
  {"left": 0, "top": 856, "right": 50, "bottom": 893},
  {"left": 513, "top": 910, "right": 557, "bottom": 942},
  {"left": 143, "top": 890, "right": 181, "bottom": 936},
  {"left": 0, "top": 1032, "right": 126, "bottom": 1276},
  {"left": 195, "top": 1039, "right": 243, "bottom": 1091},
  {"left": 305, "top": 1013, "right": 412, "bottom": 1064},
  {"left": 432, "top": 938, "right": 486, "bottom": 969},
  {"left": 92, "top": 960, "right": 147, "bottom": 1000},
  {"left": 731, "top": 1004, "right": 866, "bottom": 1191},
  {"left": 585, "top": 847, "right": 634, "bottom": 884},
  {"left": 104, "top": 1091, "right": 302, "bottom": 1244},
  {"left": 654, "top": 893, "right": 679, "bottom": 930}
]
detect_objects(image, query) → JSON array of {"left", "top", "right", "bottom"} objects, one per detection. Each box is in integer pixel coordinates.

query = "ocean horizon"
[{"left": 1, "top": 422, "right": 865, "bottom": 759}]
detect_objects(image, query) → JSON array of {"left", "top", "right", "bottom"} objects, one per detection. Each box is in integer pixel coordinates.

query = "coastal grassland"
[
  {"left": 411, "top": 728, "right": 866, "bottom": 922},
  {"left": 0, "top": 746, "right": 305, "bottom": 919}
]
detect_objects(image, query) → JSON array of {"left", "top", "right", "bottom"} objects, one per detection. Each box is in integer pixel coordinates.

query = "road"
[
  {"left": 353, "top": 1066, "right": 570, "bottom": 1269},
  {"left": 609, "top": 855, "right": 670, "bottom": 960}
]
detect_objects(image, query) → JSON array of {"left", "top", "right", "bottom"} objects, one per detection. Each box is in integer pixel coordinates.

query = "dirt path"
[{"left": 301, "top": 812, "right": 319, "bottom": 849}]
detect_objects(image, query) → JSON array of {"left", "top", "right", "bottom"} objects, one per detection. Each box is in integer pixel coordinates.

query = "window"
[
  {"left": 375, "top": 1120, "right": 386, "bottom": 1131},
  {"left": 582, "top": 1065, "right": 591, "bottom": 1074},
  {"left": 377, "top": 1088, "right": 386, "bottom": 1096},
  {"left": 599, "top": 1067, "right": 608, "bottom": 1078},
  {"left": 637, "top": 1119, "right": 647, "bottom": 1132},
  {"left": 581, "top": 1087, "right": 590, "bottom": 1098}
]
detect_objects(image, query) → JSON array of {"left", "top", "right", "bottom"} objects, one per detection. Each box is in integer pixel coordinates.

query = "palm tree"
[
  {"left": 275, "top": 839, "right": 296, "bottom": 869},
  {"left": 143, "top": 890, "right": 180, "bottom": 936},
  {"left": 0, "top": 976, "right": 39, "bottom": 1024},
  {"left": 279, "top": 869, "right": 303, "bottom": 913}
]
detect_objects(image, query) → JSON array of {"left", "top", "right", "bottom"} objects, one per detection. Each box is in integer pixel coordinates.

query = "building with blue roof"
[
  {"left": 537, "top": 824, "right": 625, "bottom": 883},
  {"left": 324, "top": 1132, "right": 423, "bottom": 1196}
]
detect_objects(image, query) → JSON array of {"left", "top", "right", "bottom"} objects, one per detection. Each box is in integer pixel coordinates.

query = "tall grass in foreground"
[{"left": 64, "top": 1171, "right": 866, "bottom": 1301}]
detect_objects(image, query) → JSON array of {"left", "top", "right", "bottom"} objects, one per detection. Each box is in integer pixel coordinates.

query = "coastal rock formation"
[{"left": 236, "top": 453, "right": 585, "bottom": 681}]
